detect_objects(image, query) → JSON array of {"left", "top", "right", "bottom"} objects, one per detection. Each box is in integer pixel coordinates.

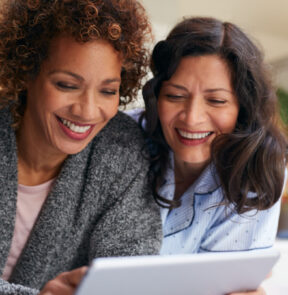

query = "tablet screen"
[{"left": 75, "top": 248, "right": 280, "bottom": 295}]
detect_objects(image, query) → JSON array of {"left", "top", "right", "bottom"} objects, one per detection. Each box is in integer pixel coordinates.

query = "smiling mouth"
[
  {"left": 57, "top": 117, "right": 93, "bottom": 134},
  {"left": 177, "top": 129, "right": 213, "bottom": 139}
]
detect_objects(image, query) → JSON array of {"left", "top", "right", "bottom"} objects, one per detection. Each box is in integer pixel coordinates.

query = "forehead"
[
  {"left": 42, "top": 36, "right": 122, "bottom": 78},
  {"left": 166, "top": 54, "right": 233, "bottom": 88}
]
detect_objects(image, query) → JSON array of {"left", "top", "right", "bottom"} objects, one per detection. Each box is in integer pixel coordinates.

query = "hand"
[
  {"left": 39, "top": 266, "right": 88, "bottom": 295},
  {"left": 228, "top": 286, "right": 266, "bottom": 295}
]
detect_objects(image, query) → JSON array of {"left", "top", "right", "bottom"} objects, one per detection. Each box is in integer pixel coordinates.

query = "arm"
[
  {"left": 85, "top": 114, "right": 162, "bottom": 258},
  {"left": 37, "top": 161, "right": 161, "bottom": 295},
  {"left": 89, "top": 160, "right": 162, "bottom": 258},
  {"left": 199, "top": 197, "right": 281, "bottom": 252},
  {"left": 36, "top": 141, "right": 163, "bottom": 294},
  {"left": 198, "top": 198, "right": 280, "bottom": 295}
]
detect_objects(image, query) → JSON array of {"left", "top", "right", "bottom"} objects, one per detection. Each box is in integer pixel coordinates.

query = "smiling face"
[
  {"left": 157, "top": 55, "right": 239, "bottom": 171},
  {"left": 21, "top": 36, "right": 122, "bottom": 157}
]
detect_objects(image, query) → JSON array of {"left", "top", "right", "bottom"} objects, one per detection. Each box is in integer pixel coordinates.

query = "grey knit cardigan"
[{"left": 0, "top": 108, "right": 162, "bottom": 295}]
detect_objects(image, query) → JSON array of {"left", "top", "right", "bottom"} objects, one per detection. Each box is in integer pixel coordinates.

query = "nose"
[
  {"left": 70, "top": 90, "right": 104, "bottom": 122},
  {"left": 180, "top": 95, "right": 207, "bottom": 126}
]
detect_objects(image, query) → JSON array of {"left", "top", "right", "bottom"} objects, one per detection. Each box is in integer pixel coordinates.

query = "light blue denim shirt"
[{"left": 124, "top": 108, "right": 282, "bottom": 255}]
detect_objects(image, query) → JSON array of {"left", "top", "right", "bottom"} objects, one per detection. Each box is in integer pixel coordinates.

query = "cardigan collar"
[{"left": 0, "top": 108, "right": 93, "bottom": 283}]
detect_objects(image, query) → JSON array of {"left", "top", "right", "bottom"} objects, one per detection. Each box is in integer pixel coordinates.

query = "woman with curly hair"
[
  {"left": 0, "top": 0, "right": 162, "bottom": 294},
  {"left": 128, "top": 16, "right": 287, "bottom": 294}
]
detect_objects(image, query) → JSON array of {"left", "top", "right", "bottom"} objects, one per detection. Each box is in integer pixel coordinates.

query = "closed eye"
[
  {"left": 165, "top": 94, "right": 185, "bottom": 100},
  {"left": 101, "top": 89, "right": 118, "bottom": 96},
  {"left": 207, "top": 98, "right": 227, "bottom": 104},
  {"left": 55, "top": 81, "right": 78, "bottom": 90}
]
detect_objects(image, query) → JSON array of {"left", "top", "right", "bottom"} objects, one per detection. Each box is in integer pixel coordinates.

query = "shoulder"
[
  {"left": 95, "top": 111, "right": 145, "bottom": 153},
  {"left": 88, "top": 111, "right": 149, "bottom": 173},
  {"left": 122, "top": 108, "right": 144, "bottom": 123},
  {"left": 58, "top": 111, "right": 150, "bottom": 193},
  {"left": 104, "top": 110, "right": 143, "bottom": 137},
  {"left": 199, "top": 199, "right": 281, "bottom": 252}
]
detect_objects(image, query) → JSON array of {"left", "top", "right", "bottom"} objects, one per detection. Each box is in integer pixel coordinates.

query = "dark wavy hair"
[
  {"left": 0, "top": 0, "right": 151, "bottom": 127},
  {"left": 142, "top": 17, "right": 288, "bottom": 213}
]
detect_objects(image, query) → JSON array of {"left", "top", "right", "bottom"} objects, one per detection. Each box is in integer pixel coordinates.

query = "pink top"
[{"left": 2, "top": 179, "right": 54, "bottom": 280}]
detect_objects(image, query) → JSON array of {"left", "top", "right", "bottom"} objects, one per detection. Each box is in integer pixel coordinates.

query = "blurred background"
[{"left": 141, "top": 0, "right": 288, "bottom": 95}]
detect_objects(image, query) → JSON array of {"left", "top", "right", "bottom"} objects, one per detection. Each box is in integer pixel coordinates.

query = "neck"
[
  {"left": 16, "top": 124, "right": 67, "bottom": 186},
  {"left": 173, "top": 157, "right": 209, "bottom": 201}
]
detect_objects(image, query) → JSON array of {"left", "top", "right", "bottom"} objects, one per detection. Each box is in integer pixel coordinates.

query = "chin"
[
  {"left": 181, "top": 156, "right": 210, "bottom": 167},
  {"left": 56, "top": 143, "right": 89, "bottom": 156}
]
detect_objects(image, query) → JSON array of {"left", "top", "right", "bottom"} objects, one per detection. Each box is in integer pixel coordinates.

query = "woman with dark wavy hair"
[
  {"left": 128, "top": 16, "right": 287, "bottom": 293},
  {"left": 0, "top": 0, "right": 162, "bottom": 294}
]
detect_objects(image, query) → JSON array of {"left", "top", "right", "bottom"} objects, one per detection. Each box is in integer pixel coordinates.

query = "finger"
[
  {"left": 60, "top": 266, "right": 88, "bottom": 287},
  {"left": 40, "top": 278, "right": 74, "bottom": 295},
  {"left": 39, "top": 266, "right": 88, "bottom": 295}
]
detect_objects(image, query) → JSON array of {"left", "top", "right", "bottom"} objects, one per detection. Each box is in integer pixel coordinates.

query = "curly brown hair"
[{"left": 0, "top": 0, "right": 152, "bottom": 126}]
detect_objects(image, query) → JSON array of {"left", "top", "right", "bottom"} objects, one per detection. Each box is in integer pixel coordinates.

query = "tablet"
[{"left": 75, "top": 248, "right": 280, "bottom": 295}]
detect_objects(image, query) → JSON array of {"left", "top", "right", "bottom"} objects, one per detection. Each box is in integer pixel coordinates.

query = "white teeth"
[
  {"left": 61, "top": 118, "right": 91, "bottom": 133},
  {"left": 178, "top": 129, "right": 211, "bottom": 139}
]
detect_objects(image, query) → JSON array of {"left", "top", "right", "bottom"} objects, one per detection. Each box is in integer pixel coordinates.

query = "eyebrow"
[
  {"left": 48, "top": 70, "right": 121, "bottom": 84},
  {"left": 164, "top": 83, "right": 233, "bottom": 94},
  {"left": 101, "top": 78, "right": 121, "bottom": 85},
  {"left": 49, "top": 70, "right": 84, "bottom": 82},
  {"left": 204, "top": 88, "right": 233, "bottom": 94},
  {"left": 163, "top": 83, "right": 188, "bottom": 92}
]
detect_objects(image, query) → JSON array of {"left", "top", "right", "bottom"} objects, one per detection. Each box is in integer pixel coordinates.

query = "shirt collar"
[
  {"left": 193, "top": 162, "right": 220, "bottom": 195},
  {"left": 159, "top": 151, "right": 221, "bottom": 236},
  {"left": 162, "top": 151, "right": 220, "bottom": 196}
]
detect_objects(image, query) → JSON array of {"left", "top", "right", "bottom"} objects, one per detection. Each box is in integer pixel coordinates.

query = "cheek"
[
  {"left": 104, "top": 100, "right": 119, "bottom": 120},
  {"left": 157, "top": 101, "right": 173, "bottom": 128},
  {"left": 158, "top": 112, "right": 176, "bottom": 147},
  {"left": 158, "top": 112, "right": 171, "bottom": 138},
  {"left": 38, "top": 87, "right": 63, "bottom": 111},
  {"left": 215, "top": 110, "right": 239, "bottom": 133},
  {"left": 43, "top": 97, "right": 61, "bottom": 112}
]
